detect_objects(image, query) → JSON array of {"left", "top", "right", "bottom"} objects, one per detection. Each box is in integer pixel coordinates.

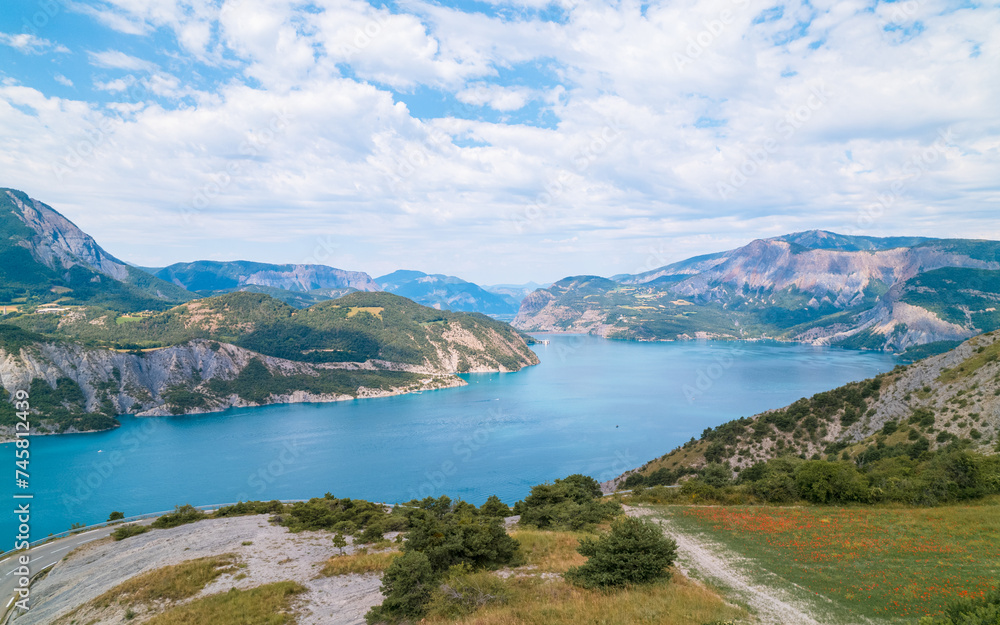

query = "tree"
[
  {"left": 514, "top": 474, "right": 620, "bottom": 530},
  {"left": 565, "top": 516, "right": 678, "bottom": 588},
  {"left": 479, "top": 495, "right": 511, "bottom": 518},
  {"left": 332, "top": 533, "right": 348, "bottom": 555},
  {"left": 365, "top": 551, "right": 435, "bottom": 624},
  {"left": 794, "top": 461, "right": 869, "bottom": 503},
  {"left": 404, "top": 510, "right": 519, "bottom": 573},
  {"left": 107, "top": 511, "right": 125, "bottom": 522}
]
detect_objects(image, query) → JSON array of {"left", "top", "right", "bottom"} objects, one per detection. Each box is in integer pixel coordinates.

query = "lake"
[{"left": 3, "top": 335, "right": 897, "bottom": 542}]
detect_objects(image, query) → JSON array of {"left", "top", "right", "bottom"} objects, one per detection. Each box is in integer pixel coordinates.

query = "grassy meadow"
[{"left": 655, "top": 502, "right": 1000, "bottom": 623}]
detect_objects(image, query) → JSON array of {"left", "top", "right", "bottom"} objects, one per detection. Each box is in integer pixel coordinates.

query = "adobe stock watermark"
[
  {"left": 375, "top": 86, "right": 491, "bottom": 191},
  {"left": 234, "top": 439, "right": 302, "bottom": 501},
  {"left": 510, "top": 115, "right": 626, "bottom": 233},
  {"left": 674, "top": 0, "right": 752, "bottom": 70},
  {"left": 180, "top": 109, "right": 294, "bottom": 224},
  {"left": 336, "top": 10, "right": 392, "bottom": 59},
  {"left": 717, "top": 84, "right": 830, "bottom": 200},
  {"left": 682, "top": 343, "right": 747, "bottom": 403},
  {"left": 595, "top": 449, "right": 638, "bottom": 484},
  {"left": 61, "top": 417, "right": 163, "bottom": 514},
  {"left": 406, "top": 406, "right": 505, "bottom": 501},
  {"left": 19, "top": 0, "right": 63, "bottom": 38},
  {"left": 52, "top": 79, "right": 152, "bottom": 181},
  {"left": 855, "top": 127, "right": 956, "bottom": 230},
  {"left": 881, "top": 0, "right": 928, "bottom": 29}
]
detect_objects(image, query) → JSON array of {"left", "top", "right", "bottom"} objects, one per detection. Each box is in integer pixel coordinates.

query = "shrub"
[
  {"left": 365, "top": 551, "right": 435, "bottom": 624},
  {"left": 111, "top": 524, "right": 149, "bottom": 541},
  {"left": 515, "top": 474, "right": 620, "bottom": 530},
  {"left": 107, "top": 511, "right": 125, "bottom": 522},
  {"left": 426, "top": 565, "right": 510, "bottom": 618},
  {"left": 794, "top": 461, "right": 869, "bottom": 504},
  {"left": 404, "top": 510, "right": 519, "bottom": 573},
  {"left": 213, "top": 500, "right": 286, "bottom": 517},
  {"left": 918, "top": 588, "right": 1000, "bottom": 625},
  {"left": 479, "top": 495, "right": 511, "bottom": 518},
  {"left": 565, "top": 516, "right": 678, "bottom": 588},
  {"left": 701, "top": 463, "right": 732, "bottom": 488},
  {"left": 151, "top": 504, "right": 206, "bottom": 529}
]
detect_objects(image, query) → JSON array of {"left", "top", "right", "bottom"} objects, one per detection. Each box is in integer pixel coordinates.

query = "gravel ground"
[
  {"left": 13, "top": 515, "right": 384, "bottom": 625},
  {"left": 626, "top": 506, "right": 865, "bottom": 625}
]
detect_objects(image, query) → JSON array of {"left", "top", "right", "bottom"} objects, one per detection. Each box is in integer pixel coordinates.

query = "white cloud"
[
  {"left": 54, "top": 74, "right": 74, "bottom": 87},
  {"left": 87, "top": 49, "right": 158, "bottom": 72},
  {"left": 0, "top": 0, "right": 997, "bottom": 282},
  {"left": 457, "top": 84, "right": 535, "bottom": 111},
  {"left": 0, "top": 32, "right": 69, "bottom": 54}
]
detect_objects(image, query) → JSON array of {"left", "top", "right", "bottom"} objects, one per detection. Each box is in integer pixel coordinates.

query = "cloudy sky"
[{"left": 1, "top": 0, "right": 997, "bottom": 283}]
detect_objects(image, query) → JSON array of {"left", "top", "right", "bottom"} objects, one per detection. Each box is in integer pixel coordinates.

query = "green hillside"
[
  {"left": 619, "top": 331, "right": 1000, "bottom": 500},
  {"left": 6, "top": 290, "right": 537, "bottom": 371}
]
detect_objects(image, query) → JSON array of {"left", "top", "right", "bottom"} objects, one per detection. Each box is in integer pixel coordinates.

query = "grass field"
[
  {"left": 658, "top": 503, "right": 1000, "bottom": 622},
  {"left": 420, "top": 528, "right": 745, "bottom": 625}
]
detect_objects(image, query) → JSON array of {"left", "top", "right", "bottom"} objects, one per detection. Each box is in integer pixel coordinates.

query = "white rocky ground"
[{"left": 14, "top": 515, "right": 384, "bottom": 625}]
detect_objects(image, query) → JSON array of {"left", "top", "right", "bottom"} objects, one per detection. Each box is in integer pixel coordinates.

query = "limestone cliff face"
[
  {"left": 0, "top": 328, "right": 537, "bottom": 434},
  {"left": 667, "top": 240, "right": 997, "bottom": 307},
  {"left": 152, "top": 260, "right": 381, "bottom": 293},
  {"left": 7, "top": 189, "right": 132, "bottom": 280}
]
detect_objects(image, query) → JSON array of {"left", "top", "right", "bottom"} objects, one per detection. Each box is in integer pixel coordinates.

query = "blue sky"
[{"left": 0, "top": 0, "right": 997, "bottom": 283}]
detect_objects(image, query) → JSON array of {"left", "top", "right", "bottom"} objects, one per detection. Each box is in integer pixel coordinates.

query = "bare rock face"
[
  {"left": 240, "top": 265, "right": 380, "bottom": 292},
  {"left": 0, "top": 322, "right": 538, "bottom": 435},
  {"left": 6, "top": 190, "right": 131, "bottom": 280}
]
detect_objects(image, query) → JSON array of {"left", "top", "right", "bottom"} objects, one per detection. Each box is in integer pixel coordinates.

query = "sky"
[{"left": 0, "top": 0, "right": 998, "bottom": 284}]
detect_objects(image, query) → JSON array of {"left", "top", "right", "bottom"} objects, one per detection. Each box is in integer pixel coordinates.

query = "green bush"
[
  {"left": 514, "top": 474, "right": 620, "bottom": 530},
  {"left": 426, "top": 565, "right": 509, "bottom": 618},
  {"left": 213, "top": 500, "right": 286, "bottom": 517},
  {"left": 279, "top": 494, "right": 394, "bottom": 533},
  {"left": 365, "top": 550, "right": 435, "bottom": 624},
  {"left": 918, "top": 588, "right": 1000, "bottom": 625},
  {"left": 111, "top": 524, "right": 149, "bottom": 541},
  {"left": 479, "top": 495, "right": 511, "bottom": 518},
  {"left": 794, "top": 461, "right": 869, "bottom": 504},
  {"left": 151, "top": 504, "right": 206, "bottom": 529},
  {"left": 565, "top": 516, "right": 678, "bottom": 588},
  {"left": 404, "top": 509, "right": 519, "bottom": 573}
]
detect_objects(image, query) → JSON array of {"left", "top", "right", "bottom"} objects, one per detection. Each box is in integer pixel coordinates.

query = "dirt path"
[{"left": 627, "top": 506, "right": 850, "bottom": 625}]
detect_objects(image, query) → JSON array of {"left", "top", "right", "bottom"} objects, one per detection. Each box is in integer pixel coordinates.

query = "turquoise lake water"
[{"left": 2, "top": 335, "right": 897, "bottom": 543}]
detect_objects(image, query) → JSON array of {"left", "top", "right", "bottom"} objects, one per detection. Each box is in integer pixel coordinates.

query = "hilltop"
[{"left": 514, "top": 231, "right": 1000, "bottom": 356}]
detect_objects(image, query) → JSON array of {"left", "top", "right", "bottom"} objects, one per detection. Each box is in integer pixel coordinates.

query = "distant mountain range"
[
  {"left": 513, "top": 230, "right": 1000, "bottom": 356},
  {"left": 6, "top": 186, "right": 1000, "bottom": 357},
  {"left": 0, "top": 187, "right": 525, "bottom": 315},
  {"left": 375, "top": 270, "right": 521, "bottom": 315}
]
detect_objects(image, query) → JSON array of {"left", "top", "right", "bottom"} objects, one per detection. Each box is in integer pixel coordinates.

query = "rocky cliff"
[
  {"left": 0, "top": 188, "right": 193, "bottom": 307},
  {"left": 0, "top": 321, "right": 538, "bottom": 436},
  {"left": 152, "top": 260, "right": 380, "bottom": 294}
]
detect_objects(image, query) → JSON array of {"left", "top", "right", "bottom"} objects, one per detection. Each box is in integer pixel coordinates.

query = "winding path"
[{"left": 626, "top": 506, "right": 840, "bottom": 625}]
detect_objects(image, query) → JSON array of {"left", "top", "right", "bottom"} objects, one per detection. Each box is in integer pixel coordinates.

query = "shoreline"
[{"left": 0, "top": 375, "right": 470, "bottom": 442}]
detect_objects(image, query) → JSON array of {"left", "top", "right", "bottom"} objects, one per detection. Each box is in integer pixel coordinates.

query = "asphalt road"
[{"left": 0, "top": 525, "right": 122, "bottom": 619}]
